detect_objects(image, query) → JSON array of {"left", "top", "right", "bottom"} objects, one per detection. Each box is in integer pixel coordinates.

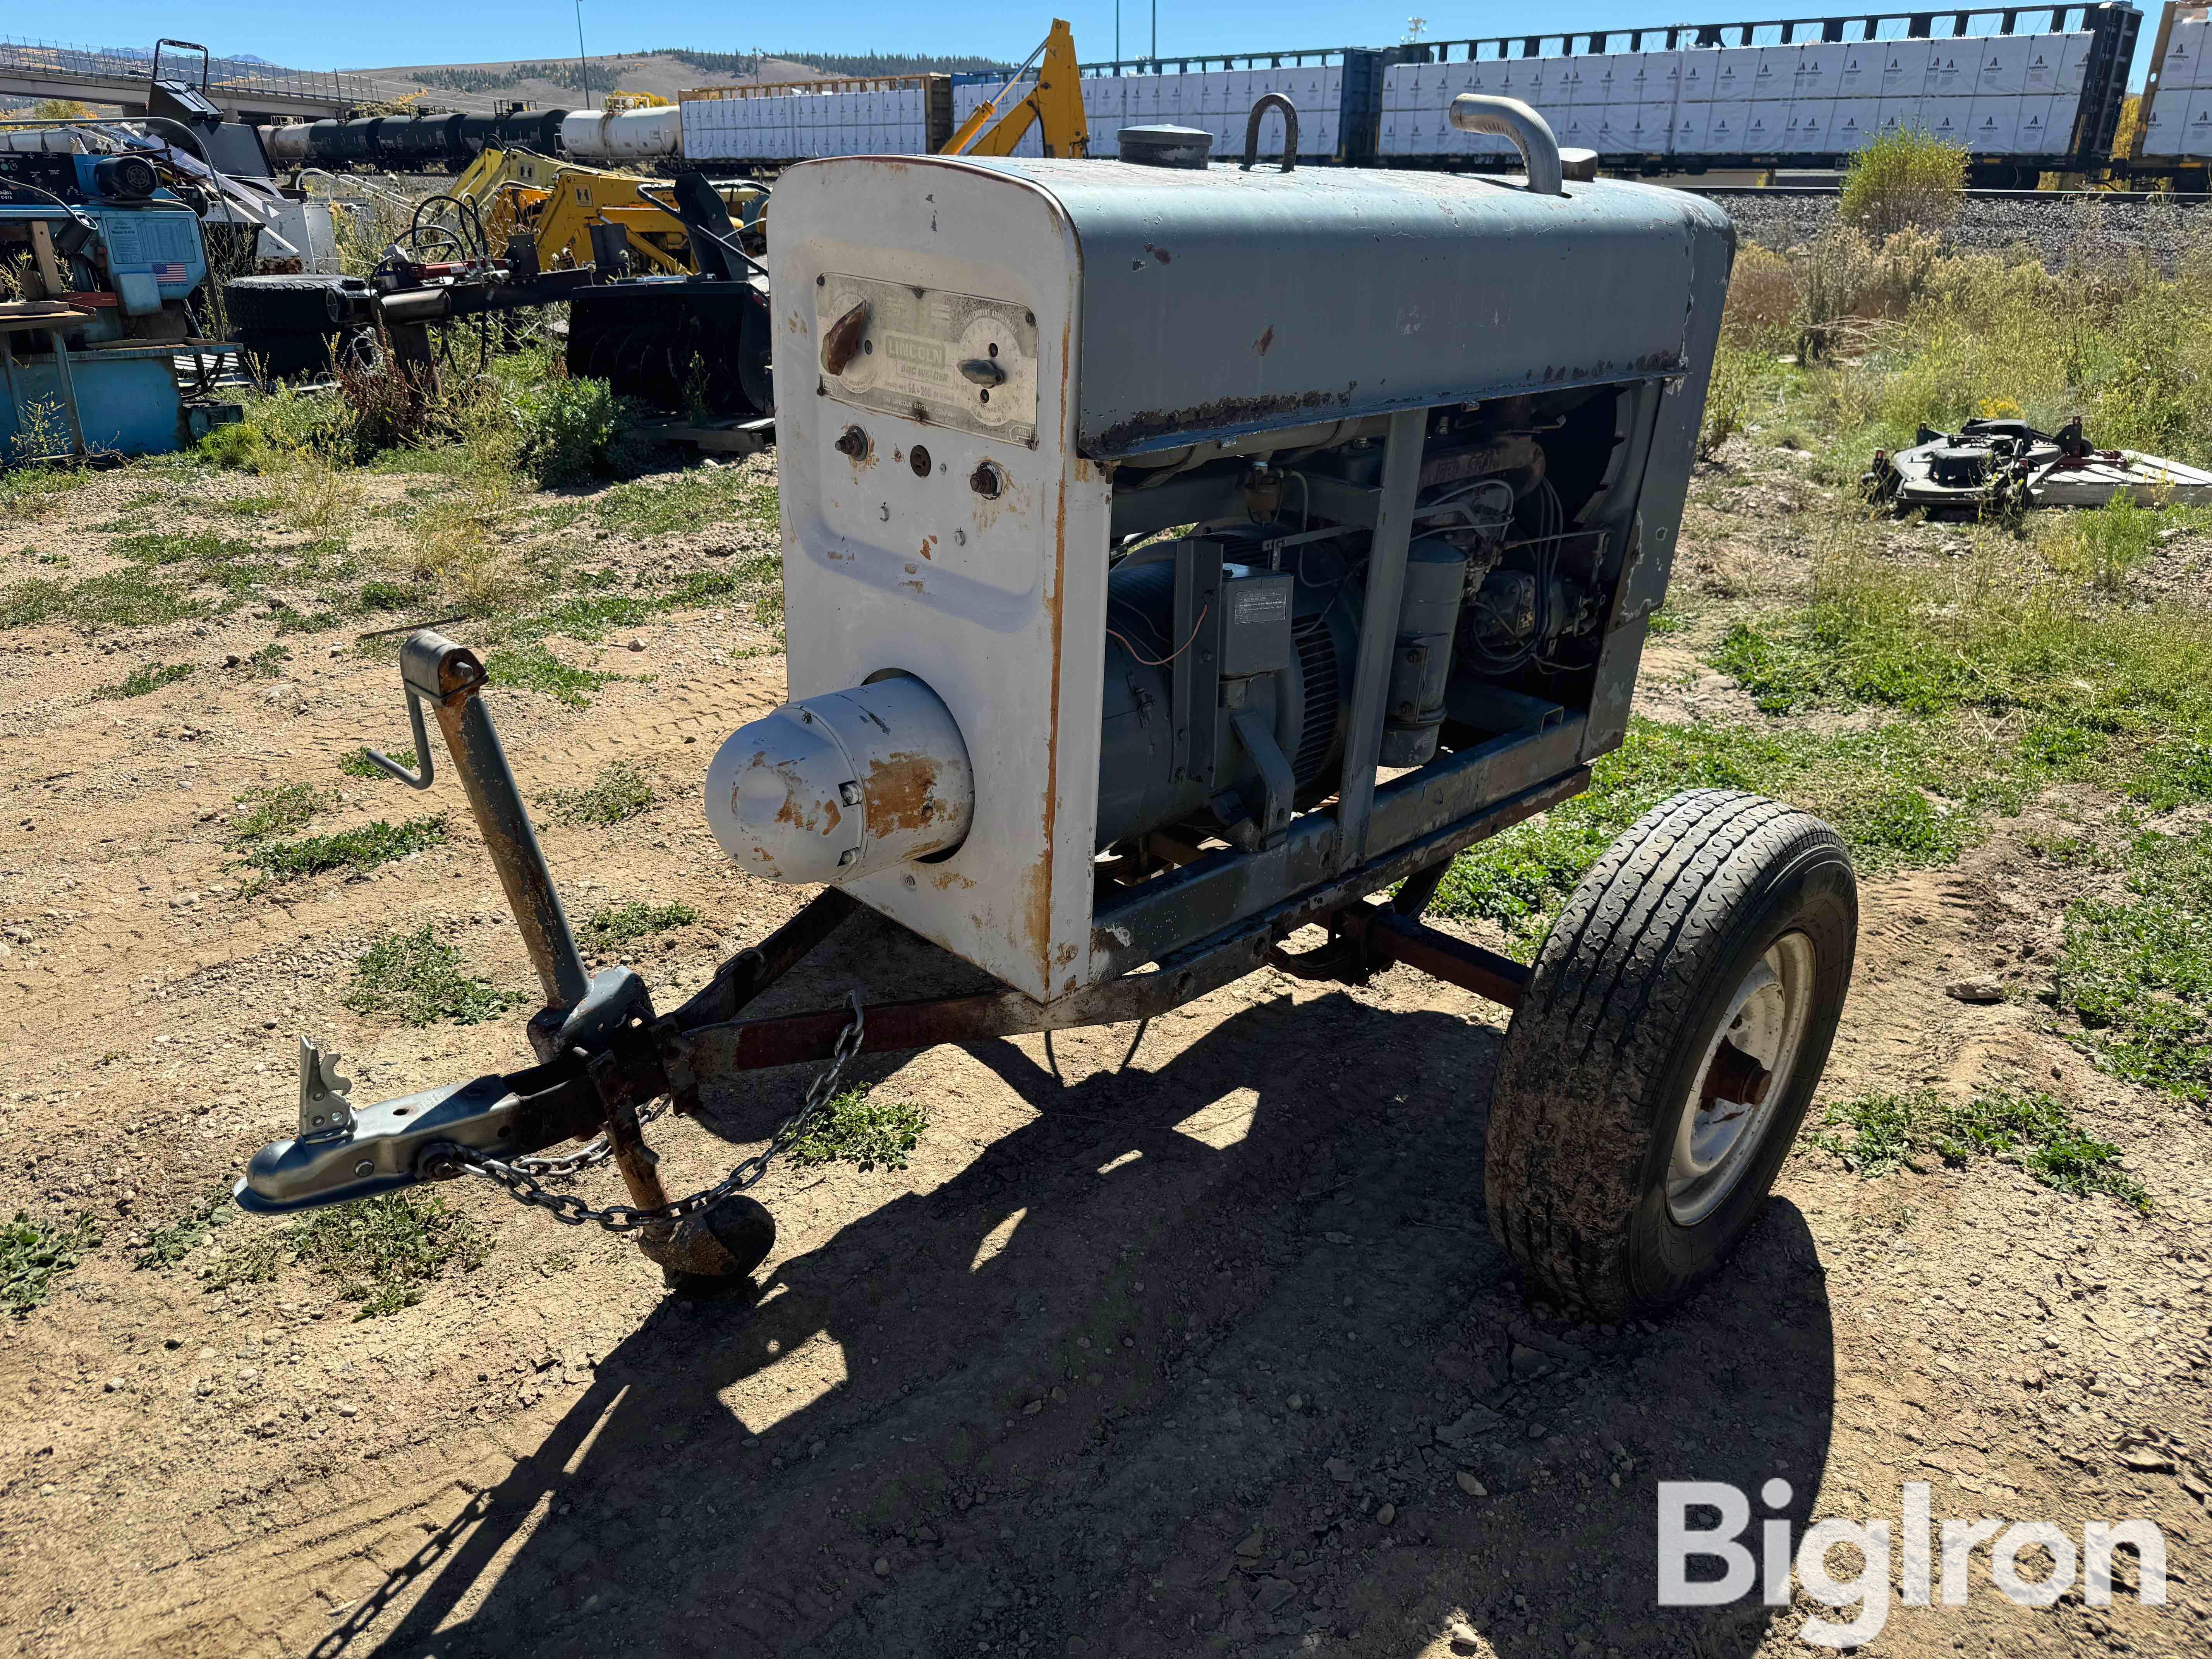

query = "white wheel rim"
[{"left": 1665, "top": 931, "right": 1817, "bottom": 1227}]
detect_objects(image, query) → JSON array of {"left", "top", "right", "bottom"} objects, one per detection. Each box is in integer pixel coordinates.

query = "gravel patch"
[{"left": 1704, "top": 189, "right": 2212, "bottom": 270}]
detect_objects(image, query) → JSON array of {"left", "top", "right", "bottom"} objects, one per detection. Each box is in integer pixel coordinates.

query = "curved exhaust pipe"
[{"left": 1449, "top": 95, "right": 1565, "bottom": 196}]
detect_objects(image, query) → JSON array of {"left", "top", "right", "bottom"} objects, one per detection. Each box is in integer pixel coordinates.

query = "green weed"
[
  {"left": 485, "top": 641, "right": 613, "bottom": 708},
  {"left": 547, "top": 760, "right": 654, "bottom": 826},
  {"left": 227, "top": 783, "right": 328, "bottom": 843},
  {"left": 0, "top": 570, "right": 201, "bottom": 631},
  {"left": 582, "top": 899, "right": 698, "bottom": 952},
  {"left": 788, "top": 1089, "right": 928, "bottom": 1173},
  {"left": 1813, "top": 1085, "right": 2147, "bottom": 1209},
  {"left": 591, "top": 464, "right": 776, "bottom": 538},
  {"left": 1838, "top": 124, "right": 1967, "bottom": 239},
  {"left": 344, "top": 925, "right": 519, "bottom": 1025},
  {"left": 200, "top": 1190, "right": 488, "bottom": 1318},
  {"left": 134, "top": 1186, "right": 234, "bottom": 1270},
  {"left": 2053, "top": 828, "right": 2212, "bottom": 1103},
  {"left": 244, "top": 816, "right": 445, "bottom": 881},
  {"left": 91, "top": 662, "right": 194, "bottom": 701},
  {"left": 1429, "top": 718, "right": 1973, "bottom": 948},
  {"left": 0, "top": 465, "right": 86, "bottom": 517},
  {"left": 1, "top": 1211, "right": 100, "bottom": 1316},
  {"left": 512, "top": 375, "right": 638, "bottom": 486},
  {"left": 338, "top": 743, "right": 419, "bottom": 780}
]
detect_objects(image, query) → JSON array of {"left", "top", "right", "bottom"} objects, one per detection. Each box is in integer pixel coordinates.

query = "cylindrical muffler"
[{"left": 705, "top": 673, "right": 974, "bottom": 885}]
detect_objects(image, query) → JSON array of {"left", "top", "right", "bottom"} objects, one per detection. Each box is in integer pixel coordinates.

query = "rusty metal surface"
[
  {"left": 401, "top": 631, "right": 590, "bottom": 1012},
  {"left": 671, "top": 890, "right": 858, "bottom": 1029},
  {"left": 1334, "top": 903, "right": 1531, "bottom": 1009},
  {"left": 1091, "top": 714, "right": 1588, "bottom": 977},
  {"left": 944, "top": 156, "right": 1734, "bottom": 460}
]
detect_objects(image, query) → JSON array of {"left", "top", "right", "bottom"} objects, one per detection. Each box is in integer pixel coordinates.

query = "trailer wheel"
[{"left": 1484, "top": 790, "right": 1856, "bottom": 1320}]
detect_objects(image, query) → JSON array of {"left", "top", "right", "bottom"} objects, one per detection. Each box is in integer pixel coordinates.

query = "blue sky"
[{"left": 63, "top": 3, "right": 1772, "bottom": 72}]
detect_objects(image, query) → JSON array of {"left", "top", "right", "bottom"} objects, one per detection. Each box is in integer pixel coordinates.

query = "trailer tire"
[
  {"left": 220, "top": 275, "right": 364, "bottom": 334},
  {"left": 1484, "top": 790, "right": 1856, "bottom": 1320}
]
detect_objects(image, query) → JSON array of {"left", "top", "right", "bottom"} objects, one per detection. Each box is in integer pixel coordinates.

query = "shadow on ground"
[{"left": 324, "top": 919, "right": 1835, "bottom": 1659}]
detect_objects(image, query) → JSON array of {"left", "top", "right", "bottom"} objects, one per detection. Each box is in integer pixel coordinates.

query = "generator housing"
[{"left": 718, "top": 148, "right": 1733, "bottom": 1000}]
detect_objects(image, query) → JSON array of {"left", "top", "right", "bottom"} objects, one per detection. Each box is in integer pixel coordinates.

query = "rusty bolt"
[
  {"left": 969, "top": 461, "right": 1004, "bottom": 499},
  {"left": 838, "top": 781, "right": 862, "bottom": 806},
  {"left": 835, "top": 425, "right": 869, "bottom": 459}
]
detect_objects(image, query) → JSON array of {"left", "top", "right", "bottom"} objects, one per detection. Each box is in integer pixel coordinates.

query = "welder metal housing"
[{"left": 765, "top": 153, "right": 1733, "bottom": 1000}]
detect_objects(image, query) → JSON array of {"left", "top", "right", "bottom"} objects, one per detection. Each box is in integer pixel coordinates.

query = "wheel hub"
[{"left": 1666, "top": 932, "right": 1816, "bottom": 1226}]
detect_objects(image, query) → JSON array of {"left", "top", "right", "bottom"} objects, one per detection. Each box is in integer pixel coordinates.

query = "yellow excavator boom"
[{"left": 941, "top": 19, "right": 1089, "bottom": 160}]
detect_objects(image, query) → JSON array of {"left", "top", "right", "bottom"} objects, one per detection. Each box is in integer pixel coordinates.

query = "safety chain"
[
  {"left": 501, "top": 1100, "right": 669, "bottom": 1179},
  {"left": 433, "top": 993, "right": 866, "bottom": 1233}
]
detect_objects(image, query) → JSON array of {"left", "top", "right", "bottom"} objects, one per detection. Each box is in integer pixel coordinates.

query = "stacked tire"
[{"left": 220, "top": 275, "right": 375, "bottom": 382}]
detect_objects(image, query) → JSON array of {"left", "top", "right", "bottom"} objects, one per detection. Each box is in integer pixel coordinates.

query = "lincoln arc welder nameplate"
[{"left": 818, "top": 275, "right": 1039, "bottom": 445}]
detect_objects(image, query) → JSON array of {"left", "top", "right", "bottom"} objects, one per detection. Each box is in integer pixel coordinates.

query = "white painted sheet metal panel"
[{"left": 771, "top": 157, "right": 1108, "bottom": 1001}]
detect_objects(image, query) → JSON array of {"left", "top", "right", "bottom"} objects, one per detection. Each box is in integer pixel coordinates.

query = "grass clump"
[
  {"left": 789, "top": 1089, "right": 928, "bottom": 1173},
  {"left": 134, "top": 1186, "right": 234, "bottom": 1270},
  {"left": 512, "top": 374, "right": 648, "bottom": 487},
  {"left": 2045, "top": 492, "right": 2162, "bottom": 594},
  {"left": 0, "top": 465, "right": 87, "bottom": 517},
  {"left": 1838, "top": 124, "right": 1967, "bottom": 240},
  {"left": 548, "top": 760, "right": 654, "bottom": 826},
  {"left": 227, "top": 783, "right": 328, "bottom": 843},
  {"left": 582, "top": 899, "right": 698, "bottom": 952},
  {"left": 0, "top": 570, "right": 201, "bottom": 632},
  {"left": 339, "top": 742, "right": 419, "bottom": 780},
  {"left": 2053, "top": 827, "right": 2212, "bottom": 1103},
  {"left": 91, "top": 662, "right": 194, "bottom": 701},
  {"left": 344, "top": 925, "right": 520, "bottom": 1025},
  {"left": 1813, "top": 1085, "right": 2147, "bottom": 1210},
  {"left": 244, "top": 816, "right": 445, "bottom": 882},
  {"left": 2, "top": 1211, "right": 100, "bottom": 1317},
  {"left": 1429, "top": 717, "right": 1973, "bottom": 948},
  {"left": 591, "top": 464, "right": 776, "bottom": 538},
  {"left": 201, "top": 1190, "right": 488, "bottom": 1319},
  {"left": 486, "top": 641, "right": 613, "bottom": 708},
  {"left": 1708, "top": 528, "right": 2212, "bottom": 809}
]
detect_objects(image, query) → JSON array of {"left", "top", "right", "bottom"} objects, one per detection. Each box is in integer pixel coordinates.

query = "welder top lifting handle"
[{"left": 1242, "top": 94, "right": 1298, "bottom": 173}]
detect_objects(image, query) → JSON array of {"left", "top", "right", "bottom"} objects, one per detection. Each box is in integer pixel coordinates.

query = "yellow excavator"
[
  {"left": 442, "top": 20, "right": 1087, "bottom": 278},
  {"left": 942, "top": 19, "right": 1089, "bottom": 159}
]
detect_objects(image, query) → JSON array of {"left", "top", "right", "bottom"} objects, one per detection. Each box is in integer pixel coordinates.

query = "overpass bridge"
[{"left": 0, "top": 38, "right": 363, "bottom": 121}]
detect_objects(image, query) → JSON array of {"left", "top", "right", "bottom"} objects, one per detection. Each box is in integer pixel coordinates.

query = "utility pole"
[
  {"left": 574, "top": 0, "right": 591, "bottom": 108},
  {"left": 1151, "top": 0, "right": 1157, "bottom": 61}
]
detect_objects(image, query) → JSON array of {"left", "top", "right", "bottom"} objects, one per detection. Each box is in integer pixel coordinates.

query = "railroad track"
[{"left": 1681, "top": 184, "right": 2212, "bottom": 203}]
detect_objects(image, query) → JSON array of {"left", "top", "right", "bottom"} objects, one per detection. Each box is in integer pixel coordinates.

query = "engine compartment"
[{"left": 1091, "top": 384, "right": 1634, "bottom": 885}]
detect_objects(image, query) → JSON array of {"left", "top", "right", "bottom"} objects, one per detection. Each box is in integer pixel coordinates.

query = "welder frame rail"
[{"left": 409, "top": 758, "right": 1575, "bottom": 1188}]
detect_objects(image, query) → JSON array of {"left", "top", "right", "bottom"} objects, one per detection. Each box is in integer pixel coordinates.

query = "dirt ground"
[{"left": 0, "top": 452, "right": 2207, "bottom": 1659}]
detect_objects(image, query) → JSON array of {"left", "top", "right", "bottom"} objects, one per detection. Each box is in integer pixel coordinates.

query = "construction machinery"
[
  {"left": 238, "top": 94, "right": 1859, "bottom": 1322},
  {"left": 442, "top": 144, "right": 764, "bottom": 278},
  {"left": 0, "top": 147, "right": 239, "bottom": 457},
  {"left": 941, "top": 20, "right": 1089, "bottom": 157}
]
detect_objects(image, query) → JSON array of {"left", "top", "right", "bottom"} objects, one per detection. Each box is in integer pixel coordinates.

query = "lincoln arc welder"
[{"left": 239, "top": 99, "right": 1856, "bottom": 1320}]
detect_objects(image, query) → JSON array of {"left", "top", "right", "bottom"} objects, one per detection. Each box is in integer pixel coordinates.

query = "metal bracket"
[
  {"left": 1228, "top": 706, "right": 1295, "bottom": 849},
  {"left": 297, "top": 1039, "right": 355, "bottom": 1144}
]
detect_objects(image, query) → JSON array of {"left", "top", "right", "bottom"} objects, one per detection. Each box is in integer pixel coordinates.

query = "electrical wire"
[{"left": 1106, "top": 601, "right": 1210, "bottom": 666}]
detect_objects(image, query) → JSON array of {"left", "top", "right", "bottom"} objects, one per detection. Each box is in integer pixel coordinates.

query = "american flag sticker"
[{"left": 150, "top": 262, "right": 187, "bottom": 282}]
